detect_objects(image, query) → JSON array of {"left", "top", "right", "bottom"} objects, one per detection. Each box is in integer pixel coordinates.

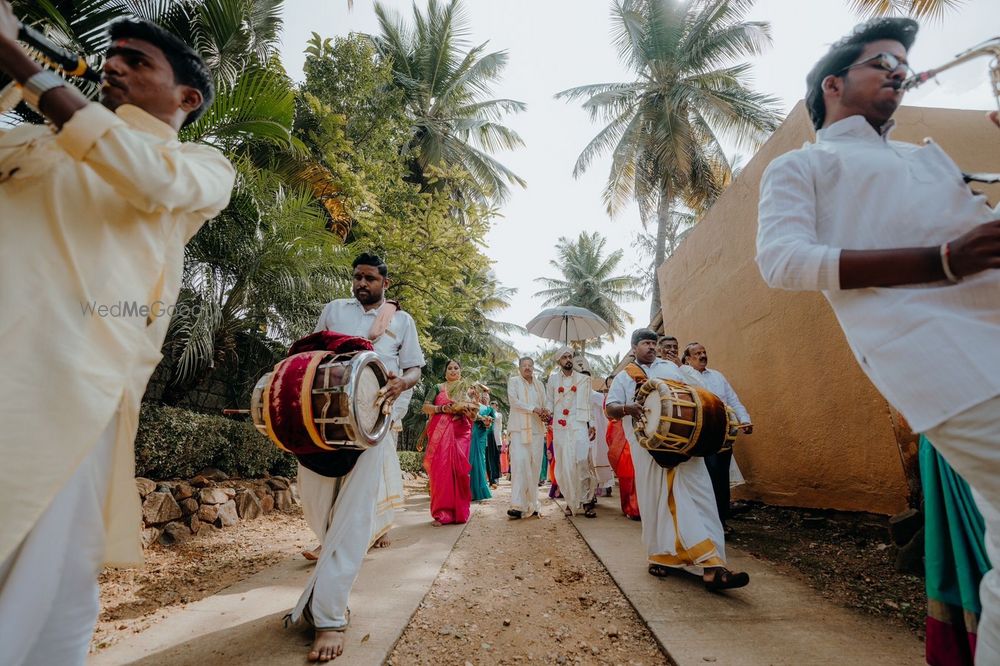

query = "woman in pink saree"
[{"left": 422, "top": 360, "right": 476, "bottom": 525}]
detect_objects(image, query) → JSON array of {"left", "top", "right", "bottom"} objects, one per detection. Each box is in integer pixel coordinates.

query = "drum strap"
[{"left": 624, "top": 363, "right": 648, "bottom": 389}]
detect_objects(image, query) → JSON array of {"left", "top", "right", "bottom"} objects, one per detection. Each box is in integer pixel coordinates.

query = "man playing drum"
[
  {"left": 291, "top": 252, "right": 424, "bottom": 662},
  {"left": 606, "top": 329, "right": 749, "bottom": 590},
  {"left": 756, "top": 17, "right": 1000, "bottom": 660},
  {"left": 0, "top": 9, "right": 235, "bottom": 665}
]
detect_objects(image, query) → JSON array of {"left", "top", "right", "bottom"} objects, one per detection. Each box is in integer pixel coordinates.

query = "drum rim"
[{"left": 346, "top": 350, "right": 392, "bottom": 445}]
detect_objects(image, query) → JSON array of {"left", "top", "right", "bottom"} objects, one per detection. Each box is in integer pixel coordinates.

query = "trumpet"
[{"left": 902, "top": 36, "right": 1000, "bottom": 111}]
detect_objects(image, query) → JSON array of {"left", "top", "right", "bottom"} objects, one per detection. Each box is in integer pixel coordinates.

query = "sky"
[{"left": 278, "top": 0, "right": 998, "bottom": 359}]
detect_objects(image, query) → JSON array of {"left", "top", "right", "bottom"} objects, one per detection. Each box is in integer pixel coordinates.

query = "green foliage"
[
  {"left": 397, "top": 450, "right": 425, "bottom": 475},
  {"left": 135, "top": 403, "right": 297, "bottom": 479},
  {"left": 535, "top": 232, "right": 644, "bottom": 341}
]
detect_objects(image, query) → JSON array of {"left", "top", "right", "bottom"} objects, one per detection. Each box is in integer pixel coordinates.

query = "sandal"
[
  {"left": 648, "top": 563, "right": 672, "bottom": 578},
  {"left": 584, "top": 507, "right": 597, "bottom": 518},
  {"left": 704, "top": 568, "right": 750, "bottom": 591}
]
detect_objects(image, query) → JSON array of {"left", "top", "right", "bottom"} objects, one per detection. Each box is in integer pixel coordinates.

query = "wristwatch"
[{"left": 19, "top": 70, "right": 67, "bottom": 112}]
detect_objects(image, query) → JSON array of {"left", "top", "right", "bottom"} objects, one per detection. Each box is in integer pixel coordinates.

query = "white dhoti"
[
  {"left": 371, "top": 429, "right": 403, "bottom": 546},
  {"left": 925, "top": 394, "right": 1000, "bottom": 666},
  {"left": 553, "top": 425, "right": 596, "bottom": 513},
  {"left": 292, "top": 436, "right": 387, "bottom": 630},
  {"left": 509, "top": 431, "right": 544, "bottom": 515},
  {"left": 631, "top": 444, "right": 726, "bottom": 574},
  {"left": 0, "top": 415, "right": 116, "bottom": 666}
]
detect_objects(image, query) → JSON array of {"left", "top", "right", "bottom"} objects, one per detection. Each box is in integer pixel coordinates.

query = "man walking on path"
[
  {"left": 680, "top": 343, "right": 752, "bottom": 530},
  {"left": 606, "top": 330, "right": 748, "bottom": 590},
  {"left": 507, "top": 357, "right": 548, "bottom": 519},
  {"left": 547, "top": 348, "right": 597, "bottom": 517}
]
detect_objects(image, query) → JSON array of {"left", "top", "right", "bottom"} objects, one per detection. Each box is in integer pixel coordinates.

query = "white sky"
[{"left": 279, "top": 0, "right": 998, "bottom": 358}]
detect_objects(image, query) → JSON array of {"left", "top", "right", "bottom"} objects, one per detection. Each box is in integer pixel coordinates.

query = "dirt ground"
[
  {"left": 388, "top": 482, "right": 669, "bottom": 666},
  {"left": 93, "top": 509, "right": 314, "bottom": 653},
  {"left": 728, "top": 502, "right": 926, "bottom": 638}
]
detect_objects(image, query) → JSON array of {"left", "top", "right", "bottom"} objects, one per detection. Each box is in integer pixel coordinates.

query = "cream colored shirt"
[
  {"left": 507, "top": 374, "right": 546, "bottom": 438},
  {"left": 0, "top": 103, "right": 235, "bottom": 566}
]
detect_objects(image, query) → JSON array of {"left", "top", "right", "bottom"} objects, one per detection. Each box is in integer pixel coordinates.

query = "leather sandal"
[{"left": 704, "top": 568, "right": 750, "bottom": 591}]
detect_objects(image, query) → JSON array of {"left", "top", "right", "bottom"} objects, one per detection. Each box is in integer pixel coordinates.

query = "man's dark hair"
[
  {"left": 518, "top": 356, "right": 533, "bottom": 366},
  {"left": 631, "top": 328, "right": 658, "bottom": 348},
  {"left": 352, "top": 252, "right": 388, "bottom": 277},
  {"left": 681, "top": 341, "right": 702, "bottom": 364},
  {"left": 108, "top": 19, "right": 215, "bottom": 127},
  {"left": 804, "top": 17, "right": 918, "bottom": 129}
]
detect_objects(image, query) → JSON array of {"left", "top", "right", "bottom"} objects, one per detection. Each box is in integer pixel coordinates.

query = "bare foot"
[
  {"left": 431, "top": 520, "right": 443, "bottom": 527},
  {"left": 302, "top": 545, "right": 321, "bottom": 561},
  {"left": 308, "top": 630, "right": 345, "bottom": 662},
  {"left": 371, "top": 534, "right": 391, "bottom": 549}
]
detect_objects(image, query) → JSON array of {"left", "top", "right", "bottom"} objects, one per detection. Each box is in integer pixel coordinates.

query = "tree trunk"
[{"left": 649, "top": 189, "right": 671, "bottom": 321}]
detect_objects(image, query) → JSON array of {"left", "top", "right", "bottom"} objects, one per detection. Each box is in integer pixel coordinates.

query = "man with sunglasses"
[{"left": 757, "top": 17, "right": 1000, "bottom": 665}]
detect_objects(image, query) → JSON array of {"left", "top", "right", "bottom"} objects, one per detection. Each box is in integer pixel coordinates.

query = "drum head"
[
  {"left": 354, "top": 364, "right": 383, "bottom": 436},
  {"left": 640, "top": 387, "right": 662, "bottom": 443}
]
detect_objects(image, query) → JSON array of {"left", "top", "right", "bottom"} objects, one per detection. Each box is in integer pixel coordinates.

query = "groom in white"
[
  {"left": 506, "top": 357, "right": 548, "bottom": 519},
  {"left": 547, "top": 347, "right": 597, "bottom": 517}
]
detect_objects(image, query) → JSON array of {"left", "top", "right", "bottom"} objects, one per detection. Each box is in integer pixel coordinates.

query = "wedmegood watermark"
[{"left": 79, "top": 300, "right": 202, "bottom": 319}]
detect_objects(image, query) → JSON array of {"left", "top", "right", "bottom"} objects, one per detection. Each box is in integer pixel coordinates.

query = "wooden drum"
[
  {"left": 251, "top": 350, "right": 393, "bottom": 476},
  {"left": 632, "top": 379, "right": 739, "bottom": 469}
]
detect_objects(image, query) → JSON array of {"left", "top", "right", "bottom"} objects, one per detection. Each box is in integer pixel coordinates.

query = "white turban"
[{"left": 556, "top": 346, "right": 574, "bottom": 359}]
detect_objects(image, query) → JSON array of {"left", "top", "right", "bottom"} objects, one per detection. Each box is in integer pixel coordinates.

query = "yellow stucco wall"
[{"left": 657, "top": 103, "right": 1000, "bottom": 515}]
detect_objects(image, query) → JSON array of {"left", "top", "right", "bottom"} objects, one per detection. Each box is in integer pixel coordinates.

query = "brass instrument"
[{"left": 902, "top": 36, "right": 1000, "bottom": 111}]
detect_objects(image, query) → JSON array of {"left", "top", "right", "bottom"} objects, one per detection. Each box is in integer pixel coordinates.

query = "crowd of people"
[{"left": 3, "top": 5, "right": 999, "bottom": 665}]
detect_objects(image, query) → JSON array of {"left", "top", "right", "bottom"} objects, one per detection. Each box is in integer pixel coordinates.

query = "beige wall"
[{"left": 657, "top": 103, "right": 1000, "bottom": 515}]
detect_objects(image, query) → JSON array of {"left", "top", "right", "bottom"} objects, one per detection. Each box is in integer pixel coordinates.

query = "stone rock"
[
  {"left": 141, "top": 526, "right": 162, "bottom": 548},
  {"left": 215, "top": 500, "right": 239, "bottom": 528},
  {"left": 260, "top": 494, "right": 275, "bottom": 514},
  {"left": 135, "top": 477, "right": 156, "bottom": 498},
  {"left": 289, "top": 482, "right": 300, "bottom": 504},
  {"left": 188, "top": 515, "right": 202, "bottom": 535},
  {"left": 199, "top": 487, "right": 230, "bottom": 505},
  {"left": 142, "top": 491, "right": 182, "bottom": 525},
  {"left": 198, "top": 503, "right": 220, "bottom": 523},
  {"left": 179, "top": 497, "right": 199, "bottom": 515},
  {"left": 155, "top": 482, "right": 174, "bottom": 493},
  {"left": 252, "top": 485, "right": 272, "bottom": 501},
  {"left": 160, "top": 520, "right": 192, "bottom": 545},
  {"left": 266, "top": 477, "right": 290, "bottom": 491},
  {"left": 190, "top": 475, "right": 212, "bottom": 488},
  {"left": 236, "top": 491, "right": 263, "bottom": 520},
  {"left": 222, "top": 487, "right": 237, "bottom": 499},
  {"left": 195, "top": 467, "right": 229, "bottom": 481},
  {"left": 273, "top": 489, "right": 294, "bottom": 511},
  {"left": 172, "top": 482, "right": 195, "bottom": 501}
]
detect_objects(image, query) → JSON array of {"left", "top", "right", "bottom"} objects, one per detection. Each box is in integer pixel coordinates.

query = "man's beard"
[{"left": 354, "top": 288, "right": 382, "bottom": 305}]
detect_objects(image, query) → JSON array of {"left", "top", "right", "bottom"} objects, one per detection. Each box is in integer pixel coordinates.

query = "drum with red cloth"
[
  {"left": 250, "top": 332, "right": 394, "bottom": 476},
  {"left": 632, "top": 379, "right": 739, "bottom": 469}
]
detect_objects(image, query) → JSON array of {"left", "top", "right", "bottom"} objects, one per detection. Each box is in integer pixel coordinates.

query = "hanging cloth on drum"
[
  {"left": 288, "top": 330, "right": 374, "bottom": 355},
  {"left": 624, "top": 363, "right": 648, "bottom": 394}
]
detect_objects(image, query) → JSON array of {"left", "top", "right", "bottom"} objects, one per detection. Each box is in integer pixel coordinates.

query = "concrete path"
[
  {"left": 90, "top": 490, "right": 464, "bottom": 666},
  {"left": 564, "top": 497, "right": 924, "bottom": 665}
]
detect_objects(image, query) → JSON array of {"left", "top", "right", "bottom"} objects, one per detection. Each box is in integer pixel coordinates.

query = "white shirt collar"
[{"left": 816, "top": 115, "right": 895, "bottom": 143}]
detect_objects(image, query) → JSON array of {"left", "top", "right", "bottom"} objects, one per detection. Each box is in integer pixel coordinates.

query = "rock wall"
[{"left": 136, "top": 468, "right": 299, "bottom": 548}]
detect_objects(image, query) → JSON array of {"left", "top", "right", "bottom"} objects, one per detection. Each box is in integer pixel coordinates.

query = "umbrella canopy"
[{"left": 525, "top": 306, "right": 610, "bottom": 344}]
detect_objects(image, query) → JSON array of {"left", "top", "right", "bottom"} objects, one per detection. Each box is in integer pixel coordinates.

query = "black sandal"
[
  {"left": 704, "top": 568, "right": 750, "bottom": 591},
  {"left": 648, "top": 563, "right": 672, "bottom": 578}
]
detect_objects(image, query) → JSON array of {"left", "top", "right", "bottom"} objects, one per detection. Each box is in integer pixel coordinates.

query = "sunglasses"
[{"left": 839, "top": 52, "right": 913, "bottom": 76}]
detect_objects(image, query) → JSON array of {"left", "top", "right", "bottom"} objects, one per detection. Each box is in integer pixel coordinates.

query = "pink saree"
[{"left": 422, "top": 386, "right": 473, "bottom": 524}]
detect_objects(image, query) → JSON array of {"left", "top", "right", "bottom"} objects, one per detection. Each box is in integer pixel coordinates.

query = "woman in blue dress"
[{"left": 469, "top": 387, "right": 494, "bottom": 501}]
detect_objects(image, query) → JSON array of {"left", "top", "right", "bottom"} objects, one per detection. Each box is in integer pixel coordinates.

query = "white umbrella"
[{"left": 525, "top": 306, "right": 610, "bottom": 344}]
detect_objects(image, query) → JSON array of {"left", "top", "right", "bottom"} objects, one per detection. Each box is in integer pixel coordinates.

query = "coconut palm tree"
[
  {"left": 534, "top": 231, "right": 644, "bottom": 341},
  {"left": 848, "top": 0, "right": 967, "bottom": 19},
  {"left": 372, "top": 0, "right": 526, "bottom": 205},
  {"left": 557, "top": 0, "right": 782, "bottom": 318}
]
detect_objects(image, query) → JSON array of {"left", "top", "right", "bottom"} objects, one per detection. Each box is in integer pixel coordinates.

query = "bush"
[
  {"left": 135, "top": 403, "right": 297, "bottom": 479},
  {"left": 397, "top": 450, "right": 424, "bottom": 475}
]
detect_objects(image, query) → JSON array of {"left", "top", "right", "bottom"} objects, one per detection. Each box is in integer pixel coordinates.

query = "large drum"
[
  {"left": 251, "top": 350, "right": 393, "bottom": 476},
  {"left": 632, "top": 379, "right": 739, "bottom": 469}
]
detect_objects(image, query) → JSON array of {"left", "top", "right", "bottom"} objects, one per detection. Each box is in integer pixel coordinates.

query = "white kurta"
[
  {"left": 0, "top": 103, "right": 235, "bottom": 569},
  {"left": 313, "top": 298, "right": 425, "bottom": 542},
  {"left": 507, "top": 375, "right": 546, "bottom": 515},
  {"left": 608, "top": 360, "right": 726, "bottom": 571},
  {"left": 681, "top": 365, "right": 748, "bottom": 488},
  {"left": 547, "top": 371, "right": 595, "bottom": 513}
]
